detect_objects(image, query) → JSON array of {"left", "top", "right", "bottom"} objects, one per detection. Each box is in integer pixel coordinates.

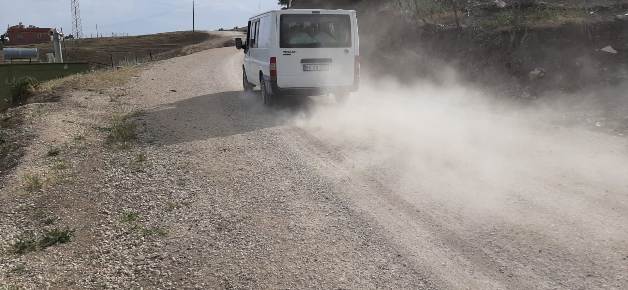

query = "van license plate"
[{"left": 303, "top": 64, "right": 330, "bottom": 72}]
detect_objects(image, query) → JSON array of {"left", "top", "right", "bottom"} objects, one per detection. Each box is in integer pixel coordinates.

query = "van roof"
[{"left": 250, "top": 9, "right": 356, "bottom": 20}]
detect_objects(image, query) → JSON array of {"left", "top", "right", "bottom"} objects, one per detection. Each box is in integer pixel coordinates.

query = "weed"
[
  {"left": 42, "top": 217, "right": 56, "bottom": 225},
  {"left": 11, "top": 234, "right": 38, "bottom": 254},
  {"left": 22, "top": 174, "right": 43, "bottom": 193},
  {"left": 106, "top": 114, "right": 137, "bottom": 147},
  {"left": 165, "top": 201, "right": 179, "bottom": 212},
  {"left": 46, "top": 147, "right": 61, "bottom": 157},
  {"left": 141, "top": 226, "right": 168, "bottom": 237},
  {"left": 9, "top": 264, "right": 26, "bottom": 274},
  {"left": 51, "top": 159, "right": 69, "bottom": 171},
  {"left": 121, "top": 211, "right": 140, "bottom": 223},
  {"left": 9, "top": 77, "right": 39, "bottom": 106},
  {"left": 73, "top": 135, "right": 85, "bottom": 142},
  {"left": 11, "top": 228, "right": 73, "bottom": 254},
  {"left": 39, "top": 228, "right": 73, "bottom": 248},
  {"left": 135, "top": 153, "right": 147, "bottom": 163},
  {"left": 129, "top": 153, "right": 147, "bottom": 172}
]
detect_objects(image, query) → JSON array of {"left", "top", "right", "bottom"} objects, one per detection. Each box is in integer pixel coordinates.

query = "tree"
[{"left": 278, "top": 0, "right": 294, "bottom": 8}]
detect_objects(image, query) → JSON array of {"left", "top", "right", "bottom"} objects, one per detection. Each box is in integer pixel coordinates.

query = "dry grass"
[
  {"left": 38, "top": 66, "right": 139, "bottom": 93},
  {"left": 16, "top": 31, "right": 212, "bottom": 65}
]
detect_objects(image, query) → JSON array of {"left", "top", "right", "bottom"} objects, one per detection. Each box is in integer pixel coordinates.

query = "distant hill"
[{"left": 12, "top": 31, "right": 234, "bottom": 67}]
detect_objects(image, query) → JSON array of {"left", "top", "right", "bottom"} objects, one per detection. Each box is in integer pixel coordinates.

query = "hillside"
[
  {"left": 13, "top": 31, "right": 235, "bottom": 67},
  {"left": 294, "top": 0, "right": 628, "bottom": 96}
]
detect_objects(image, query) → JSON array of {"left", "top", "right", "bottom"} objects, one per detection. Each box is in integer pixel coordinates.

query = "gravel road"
[{"left": 117, "top": 45, "right": 628, "bottom": 289}]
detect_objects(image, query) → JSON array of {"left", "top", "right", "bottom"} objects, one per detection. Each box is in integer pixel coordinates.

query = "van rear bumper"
[{"left": 269, "top": 79, "right": 358, "bottom": 97}]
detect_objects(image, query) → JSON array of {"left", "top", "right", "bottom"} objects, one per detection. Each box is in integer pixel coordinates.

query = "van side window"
[
  {"left": 246, "top": 21, "right": 252, "bottom": 47},
  {"left": 250, "top": 21, "right": 257, "bottom": 48},
  {"left": 257, "top": 16, "right": 270, "bottom": 48},
  {"left": 254, "top": 21, "right": 261, "bottom": 48}
]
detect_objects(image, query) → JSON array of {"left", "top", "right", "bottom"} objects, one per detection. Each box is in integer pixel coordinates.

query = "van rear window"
[{"left": 280, "top": 14, "right": 351, "bottom": 48}]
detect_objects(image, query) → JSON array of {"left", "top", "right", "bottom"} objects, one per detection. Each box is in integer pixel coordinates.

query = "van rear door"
[{"left": 277, "top": 12, "right": 356, "bottom": 89}]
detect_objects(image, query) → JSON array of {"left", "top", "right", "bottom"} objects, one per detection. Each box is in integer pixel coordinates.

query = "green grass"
[
  {"left": 121, "top": 211, "right": 140, "bottom": 223},
  {"left": 11, "top": 234, "right": 38, "bottom": 255},
  {"left": 9, "top": 77, "right": 39, "bottom": 106},
  {"left": 38, "top": 228, "right": 73, "bottom": 248},
  {"left": 11, "top": 228, "right": 73, "bottom": 255},
  {"left": 141, "top": 226, "right": 168, "bottom": 237}
]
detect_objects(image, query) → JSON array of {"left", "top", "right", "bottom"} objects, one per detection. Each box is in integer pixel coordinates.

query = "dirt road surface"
[
  {"left": 2, "top": 42, "right": 627, "bottom": 289},
  {"left": 122, "top": 46, "right": 628, "bottom": 289}
]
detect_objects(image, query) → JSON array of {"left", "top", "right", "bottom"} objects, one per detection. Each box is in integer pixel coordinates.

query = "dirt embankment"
[{"left": 296, "top": 0, "right": 628, "bottom": 96}]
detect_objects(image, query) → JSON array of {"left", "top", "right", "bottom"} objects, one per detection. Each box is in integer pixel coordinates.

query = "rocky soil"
[{"left": 1, "top": 31, "right": 628, "bottom": 289}]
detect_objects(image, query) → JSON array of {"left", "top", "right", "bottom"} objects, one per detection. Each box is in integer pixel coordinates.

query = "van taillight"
[{"left": 270, "top": 57, "right": 277, "bottom": 80}]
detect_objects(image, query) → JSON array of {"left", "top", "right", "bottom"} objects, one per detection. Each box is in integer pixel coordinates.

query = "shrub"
[
  {"left": 121, "top": 211, "right": 140, "bottom": 223},
  {"left": 11, "top": 234, "right": 38, "bottom": 254},
  {"left": 22, "top": 174, "right": 43, "bottom": 193},
  {"left": 39, "top": 228, "right": 73, "bottom": 248},
  {"left": 9, "top": 77, "right": 39, "bottom": 106},
  {"left": 106, "top": 114, "right": 137, "bottom": 147},
  {"left": 11, "top": 228, "right": 73, "bottom": 255}
]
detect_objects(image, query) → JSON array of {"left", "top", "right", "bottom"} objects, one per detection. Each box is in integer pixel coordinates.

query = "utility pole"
[
  {"left": 192, "top": 0, "right": 195, "bottom": 32},
  {"left": 71, "top": 0, "right": 83, "bottom": 39},
  {"left": 52, "top": 29, "right": 64, "bottom": 63}
]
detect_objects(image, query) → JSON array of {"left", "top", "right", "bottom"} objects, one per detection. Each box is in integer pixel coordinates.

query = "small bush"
[
  {"left": 106, "top": 114, "right": 137, "bottom": 147},
  {"left": 10, "top": 264, "right": 26, "bottom": 274},
  {"left": 22, "top": 174, "right": 43, "bottom": 193},
  {"left": 12, "top": 228, "right": 73, "bottom": 254},
  {"left": 9, "top": 77, "right": 39, "bottom": 106},
  {"left": 121, "top": 211, "right": 140, "bottom": 223},
  {"left": 51, "top": 159, "right": 69, "bottom": 171},
  {"left": 39, "top": 228, "right": 73, "bottom": 248},
  {"left": 141, "top": 226, "right": 168, "bottom": 237},
  {"left": 46, "top": 147, "right": 61, "bottom": 157},
  {"left": 12, "top": 234, "right": 38, "bottom": 254}
]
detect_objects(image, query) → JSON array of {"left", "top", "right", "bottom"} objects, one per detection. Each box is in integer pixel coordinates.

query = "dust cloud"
[{"left": 293, "top": 75, "right": 628, "bottom": 229}]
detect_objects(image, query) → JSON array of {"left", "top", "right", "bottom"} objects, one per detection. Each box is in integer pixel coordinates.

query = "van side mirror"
[{"left": 235, "top": 38, "right": 244, "bottom": 50}]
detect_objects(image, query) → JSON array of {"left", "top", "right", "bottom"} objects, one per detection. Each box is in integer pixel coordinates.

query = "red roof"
[{"left": 7, "top": 23, "right": 53, "bottom": 33}]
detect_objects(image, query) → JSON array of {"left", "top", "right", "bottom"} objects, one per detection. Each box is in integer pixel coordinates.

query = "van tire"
[
  {"left": 260, "top": 76, "right": 274, "bottom": 106},
  {"left": 243, "top": 69, "right": 253, "bottom": 92}
]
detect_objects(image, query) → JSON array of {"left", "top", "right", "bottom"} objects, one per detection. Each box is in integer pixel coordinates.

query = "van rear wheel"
[{"left": 260, "top": 76, "right": 274, "bottom": 106}]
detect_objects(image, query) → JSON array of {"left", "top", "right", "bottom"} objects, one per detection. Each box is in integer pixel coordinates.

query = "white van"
[{"left": 235, "top": 9, "right": 360, "bottom": 105}]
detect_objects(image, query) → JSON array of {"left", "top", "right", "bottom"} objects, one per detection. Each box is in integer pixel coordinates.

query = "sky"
[{"left": 1, "top": 0, "right": 281, "bottom": 36}]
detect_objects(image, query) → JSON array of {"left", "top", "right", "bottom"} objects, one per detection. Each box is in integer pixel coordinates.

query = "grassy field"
[{"left": 13, "top": 31, "right": 214, "bottom": 67}]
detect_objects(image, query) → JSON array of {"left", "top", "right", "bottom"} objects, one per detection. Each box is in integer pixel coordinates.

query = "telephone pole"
[{"left": 192, "top": 0, "right": 195, "bottom": 32}]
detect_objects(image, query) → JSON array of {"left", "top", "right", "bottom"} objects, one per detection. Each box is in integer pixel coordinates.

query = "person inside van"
[{"left": 287, "top": 24, "right": 316, "bottom": 47}]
